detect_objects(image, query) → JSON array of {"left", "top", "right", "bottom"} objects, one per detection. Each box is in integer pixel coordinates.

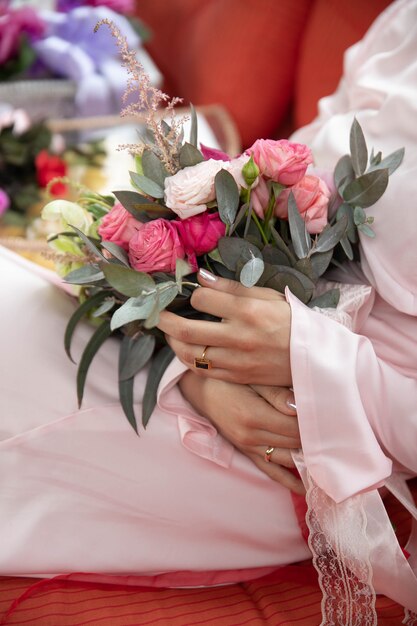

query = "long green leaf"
[
  {"left": 102, "top": 263, "right": 155, "bottom": 297},
  {"left": 142, "top": 346, "right": 175, "bottom": 428},
  {"left": 64, "top": 291, "right": 109, "bottom": 362},
  {"left": 119, "top": 334, "right": 156, "bottom": 381},
  {"left": 110, "top": 295, "right": 157, "bottom": 331},
  {"left": 350, "top": 118, "right": 368, "bottom": 176},
  {"left": 118, "top": 336, "right": 137, "bottom": 433},
  {"left": 314, "top": 214, "right": 348, "bottom": 253},
  {"left": 101, "top": 241, "right": 129, "bottom": 266},
  {"left": 142, "top": 148, "right": 169, "bottom": 187},
  {"left": 308, "top": 288, "right": 340, "bottom": 309},
  {"left": 112, "top": 189, "right": 162, "bottom": 220},
  {"left": 77, "top": 320, "right": 112, "bottom": 407},
  {"left": 189, "top": 102, "right": 198, "bottom": 147},
  {"left": 368, "top": 147, "right": 405, "bottom": 175},
  {"left": 334, "top": 154, "right": 355, "bottom": 193},
  {"left": 179, "top": 142, "right": 204, "bottom": 167},
  {"left": 343, "top": 169, "right": 389, "bottom": 208},
  {"left": 63, "top": 265, "right": 105, "bottom": 285},
  {"left": 215, "top": 169, "right": 240, "bottom": 225},
  {"left": 69, "top": 225, "right": 107, "bottom": 262},
  {"left": 129, "top": 171, "right": 164, "bottom": 198},
  {"left": 287, "top": 192, "right": 311, "bottom": 259}
]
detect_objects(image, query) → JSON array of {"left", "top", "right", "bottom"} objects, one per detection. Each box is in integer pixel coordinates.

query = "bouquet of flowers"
[{"left": 42, "top": 20, "right": 404, "bottom": 434}]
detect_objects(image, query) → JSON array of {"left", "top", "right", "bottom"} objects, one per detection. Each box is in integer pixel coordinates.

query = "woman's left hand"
[{"left": 157, "top": 269, "right": 292, "bottom": 386}]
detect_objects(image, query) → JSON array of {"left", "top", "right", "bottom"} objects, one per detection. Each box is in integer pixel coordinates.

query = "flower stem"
[{"left": 252, "top": 212, "right": 269, "bottom": 245}]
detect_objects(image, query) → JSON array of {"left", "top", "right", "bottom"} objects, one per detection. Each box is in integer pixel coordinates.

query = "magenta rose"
[
  {"left": 98, "top": 202, "right": 143, "bottom": 250},
  {"left": 175, "top": 212, "right": 226, "bottom": 256},
  {"left": 275, "top": 175, "right": 331, "bottom": 234},
  {"left": 0, "top": 6, "right": 45, "bottom": 65},
  {"left": 128, "top": 218, "right": 195, "bottom": 274},
  {"left": 247, "top": 139, "right": 312, "bottom": 186}
]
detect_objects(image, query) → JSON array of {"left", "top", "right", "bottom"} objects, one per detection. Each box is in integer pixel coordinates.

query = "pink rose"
[
  {"left": 164, "top": 155, "right": 255, "bottom": 219},
  {"left": 247, "top": 139, "right": 312, "bottom": 186},
  {"left": 251, "top": 177, "right": 270, "bottom": 218},
  {"left": 98, "top": 202, "right": 142, "bottom": 250},
  {"left": 175, "top": 212, "right": 226, "bottom": 256},
  {"left": 275, "top": 175, "right": 331, "bottom": 234},
  {"left": 128, "top": 218, "right": 195, "bottom": 274}
]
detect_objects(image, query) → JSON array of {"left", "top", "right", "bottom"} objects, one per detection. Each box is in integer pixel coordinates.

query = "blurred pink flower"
[
  {"left": 0, "top": 189, "right": 10, "bottom": 216},
  {"left": 0, "top": 5, "right": 45, "bottom": 65}
]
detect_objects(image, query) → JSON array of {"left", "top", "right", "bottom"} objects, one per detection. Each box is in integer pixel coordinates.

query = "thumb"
[{"left": 198, "top": 268, "right": 285, "bottom": 301}]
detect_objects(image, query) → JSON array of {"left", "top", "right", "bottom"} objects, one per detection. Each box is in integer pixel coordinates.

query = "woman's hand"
[
  {"left": 158, "top": 269, "right": 292, "bottom": 386},
  {"left": 179, "top": 371, "right": 305, "bottom": 495}
]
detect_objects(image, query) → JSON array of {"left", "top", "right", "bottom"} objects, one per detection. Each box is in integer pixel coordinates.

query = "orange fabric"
[
  {"left": 0, "top": 481, "right": 414, "bottom": 626},
  {"left": 295, "top": 0, "right": 393, "bottom": 128},
  {"left": 138, "top": 0, "right": 312, "bottom": 148},
  {"left": 136, "top": 0, "right": 393, "bottom": 147}
]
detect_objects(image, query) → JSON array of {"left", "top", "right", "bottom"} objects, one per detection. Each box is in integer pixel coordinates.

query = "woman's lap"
[{"left": 0, "top": 248, "right": 309, "bottom": 580}]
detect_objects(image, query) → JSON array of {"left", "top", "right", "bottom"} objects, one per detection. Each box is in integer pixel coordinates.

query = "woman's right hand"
[{"left": 178, "top": 371, "right": 305, "bottom": 495}]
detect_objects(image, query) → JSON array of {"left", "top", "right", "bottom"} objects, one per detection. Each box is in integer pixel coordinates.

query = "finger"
[
  {"left": 246, "top": 452, "right": 306, "bottom": 495},
  {"left": 257, "top": 446, "right": 295, "bottom": 468},
  {"left": 157, "top": 311, "right": 228, "bottom": 348},
  {"left": 251, "top": 385, "right": 297, "bottom": 417},
  {"left": 198, "top": 269, "right": 285, "bottom": 302}
]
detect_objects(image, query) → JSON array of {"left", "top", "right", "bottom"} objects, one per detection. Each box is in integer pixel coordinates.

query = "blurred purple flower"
[
  {"left": 0, "top": 189, "right": 10, "bottom": 216},
  {"left": 0, "top": 5, "right": 45, "bottom": 64},
  {"left": 57, "top": 0, "right": 134, "bottom": 14}
]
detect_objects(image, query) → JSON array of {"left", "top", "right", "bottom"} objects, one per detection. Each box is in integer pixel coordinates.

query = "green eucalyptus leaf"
[
  {"left": 350, "top": 118, "right": 368, "bottom": 176},
  {"left": 69, "top": 224, "right": 107, "bottom": 262},
  {"left": 189, "top": 103, "right": 198, "bottom": 147},
  {"left": 112, "top": 190, "right": 162, "bottom": 220},
  {"left": 310, "top": 249, "right": 333, "bottom": 277},
  {"left": 262, "top": 244, "right": 290, "bottom": 267},
  {"left": 118, "top": 336, "right": 137, "bottom": 433},
  {"left": 368, "top": 147, "right": 405, "bottom": 175},
  {"left": 239, "top": 256, "right": 265, "bottom": 288},
  {"left": 294, "top": 257, "right": 316, "bottom": 281},
  {"left": 370, "top": 148, "right": 382, "bottom": 166},
  {"left": 119, "top": 334, "right": 156, "bottom": 381},
  {"left": 215, "top": 169, "right": 240, "bottom": 225},
  {"left": 142, "top": 345, "right": 175, "bottom": 428},
  {"left": 63, "top": 265, "right": 105, "bottom": 285},
  {"left": 243, "top": 201, "right": 253, "bottom": 238},
  {"left": 353, "top": 206, "right": 366, "bottom": 225},
  {"left": 64, "top": 291, "right": 109, "bottom": 362},
  {"left": 143, "top": 295, "right": 161, "bottom": 329},
  {"left": 101, "top": 263, "right": 155, "bottom": 297},
  {"left": 179, "top": 142, "right": 204, "bottom": 167},
  {"left": 156, "top": 281, "right": 180, "bottom": 311},
  {"left": 334, "top": 154, "right": 355, "bottom": 193},
  {"left": 110, "top": 295, "right": 157, "bottom": 331},
  {"left": 336, "top": 202, "right": 357, "bottom": 243},
  {"left": 77, "top": 320, "right": 112, "bottom": 407},
  {"left": 142, "top": 148, "right": 169, "bottom": 187},
  {"left": 314, "top": 214, "right": 348, "bottom": 253},
  {"left": 270, "top": 225, "right": 297, "bottom": 265},
  {"left": 340, "top": 234, "right": 354, "bottom": 260},
  {"left": 129, "top": 171, "right": 164, "bottom": 198},
  {"left": 308, "top": 288, "right": 340, "bottom": 309},
  {"left": 288, "top": 192, "right": 311, "bottom": 259},
  {"left": 343, "top": 169, "right": 389, "bottom": 208},
  {"left": 229, "top": 201, "right": 248, "bottom": 236},
  {"left": 217, "top": 237, "right": 261, "bottom": 271},
  {"left": 176, "top": 258, "right": 192, "bottom": 292},
  {"left": 358, "top": 223, "right": 376, "bottom": 238},
  {"left": 101, "top": 241, "right": 129, "bottom": 266},
  {"left": 91, "top": 297, "right": 116, "bottom": 318},
  {"left": 262, "top": 266, "right": 308, "bottom": 303}
]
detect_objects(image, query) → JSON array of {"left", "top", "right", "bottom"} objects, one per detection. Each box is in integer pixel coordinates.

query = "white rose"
[{"left": 164, "top": 155, "right": 257, "bottom": 219}]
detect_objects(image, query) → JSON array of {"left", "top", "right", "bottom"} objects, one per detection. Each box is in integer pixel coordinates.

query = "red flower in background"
[{"left": 35, "top": 150, "right": 68, "bottom": 196}]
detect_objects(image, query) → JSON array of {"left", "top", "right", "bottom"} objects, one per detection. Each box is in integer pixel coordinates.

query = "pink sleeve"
[{"left": 288, "top": 289, "right": 417, "bottom": 504}]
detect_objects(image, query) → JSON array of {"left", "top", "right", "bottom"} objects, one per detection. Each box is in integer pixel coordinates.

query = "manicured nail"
[
  {"left": 286, "top": 393, "right": 297, "bottom": 412},
  {"left": 199, "top": 268, "right": 218, "bottom": 282}
]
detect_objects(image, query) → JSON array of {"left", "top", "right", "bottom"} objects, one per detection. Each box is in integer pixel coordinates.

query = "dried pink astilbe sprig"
[{"left": 94, "top": 18, "right": 185, "bottom": 174}]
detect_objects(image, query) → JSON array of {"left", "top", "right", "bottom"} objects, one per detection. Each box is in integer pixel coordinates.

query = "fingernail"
[
  {"left": 199, "top": 268, "right": 218, "bottom": 282},
  {"left": 286, "top": 393, "right": 297, "bottom": 412}
]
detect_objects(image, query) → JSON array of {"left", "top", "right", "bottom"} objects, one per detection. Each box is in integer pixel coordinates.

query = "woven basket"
[{"left": 0, "top": 79, "right": 77, "bottom": 121}]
